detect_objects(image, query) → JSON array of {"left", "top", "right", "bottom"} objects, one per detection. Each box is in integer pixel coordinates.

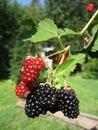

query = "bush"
[{"left": 82, "top": 57, "right": 98, "bottom": 79}]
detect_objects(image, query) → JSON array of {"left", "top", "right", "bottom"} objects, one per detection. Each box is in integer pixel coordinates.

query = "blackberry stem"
[
  {"left": 80, "top": 9, "right": 98, "bottom": 34},
  {"left": 44, "top": 46, "right": 71, "bottom": 59},
  {"left": 57, "top": 36, "right": 65, "bottom": 49},
  {"left": 31, "top": 43, "right": 40, "bottom": 56}
]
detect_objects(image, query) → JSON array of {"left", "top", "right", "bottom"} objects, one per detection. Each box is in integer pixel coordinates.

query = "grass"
[
  {"left": 0, "top": 79, "right": 84, "bottom": 130},
  {"left": 66, "top": 74, "right": 98, "bottom": 115}
]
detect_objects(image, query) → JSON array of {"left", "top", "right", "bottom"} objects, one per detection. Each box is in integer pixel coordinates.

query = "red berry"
[
  {"left": 57, "top": 52, "right": 69, "bottom": 64},
  {"left": 20, "top": 70, "right": 39, "bottom": 83},
  {"left": 32, "top": 57, "right": 45, "bottom": 70},
  {"left": 20, "top": 57, "right": 45, "bottom": 83},
  {"left": 15, "top": 82, "right": 30, "bottom": 98},
  {"left": 86, "top": 3, "right": 95, "bottom": 12},
  {"left": 22, "top": 57, "right": 34, "bottom": 67}
]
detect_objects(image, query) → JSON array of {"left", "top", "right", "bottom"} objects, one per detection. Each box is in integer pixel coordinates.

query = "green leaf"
[
  {"left": 54, "top": 54, "right": 85, "bottom": 87},
  {"left": 92, "top": 24, "right": 98, "bottom": 35},
  {"left": 58, "top": 28, "right": 79, "bottom": 37},
  {"left": 83, "top": 29, "right": 98, "bottom": 50},
  {"left": 24, "top": 18, "right": 80, "bottom": 43},
  {"left": 24, "top": 18, "right": 58, "bottom": 42},
  {"left": 55, "top": 53, "right": 85, "bottom": 76},
  {"left": 91, "top": 37, "right": 98, "bottom": 52},
  {"left": 90, "top": 14, "right": 98, "bottom": 27}
]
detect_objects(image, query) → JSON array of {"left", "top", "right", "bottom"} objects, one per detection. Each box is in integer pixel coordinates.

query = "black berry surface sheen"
[{"left": 25, "top": 84, "right": 79, "bottom": 119}]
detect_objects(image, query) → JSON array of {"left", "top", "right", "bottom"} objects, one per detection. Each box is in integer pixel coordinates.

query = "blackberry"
[
  {"left": 25, "top": 90, "right": 47, "bottom": 118},
  {"left": 38, "top": 84, "right": 57, "bottom": 111},
  {"left": 20, "top": 57, "right": 45, "bottom": 84},
  {"left": 32, "top": 57, "right": 45, "bottom": 70},
  {"left": 15, "top": 82, "right": 30, "bottom": 98},
  {"left": 57, "top": 87, "right": 79, "bottom": 119},
  {"left": 20, "top": 70, "right": 39, "bottom": 83},
  {"left": 86, "top": 2, "right": 95, "bottom": 12},
  {"left": 25, "top": 83, "right": 57, "bottom": 118}
]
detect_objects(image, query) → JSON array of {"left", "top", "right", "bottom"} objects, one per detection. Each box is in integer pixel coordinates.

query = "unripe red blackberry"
[
  {"left": 32, "top": 57, "right": 45, "bottom": 70},
  {"left": 20, "top": 57, "right": 45, "bottom": 83},
  {"left": 20, "top": 70, "right": 39, "bottom": 83},
  {"left": 86, "top": 2, "right": 95, "bottom": 12},
  {"left": 22, "top": 57, "right": 34, "bottom": 67},
  {"left": 15, "top": 82, "right": 30, "bottom": 98}
]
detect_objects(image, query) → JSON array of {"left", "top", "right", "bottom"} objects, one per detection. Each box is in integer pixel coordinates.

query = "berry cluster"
[
  {"left": 25, "top": 83, "right": 79, "bottom": 119},
  {"left": 15, "top": 57, "right": 79, "bottom": 119},
  {"left": 15, "top": 57, "right": 45, "bottom": 98}
]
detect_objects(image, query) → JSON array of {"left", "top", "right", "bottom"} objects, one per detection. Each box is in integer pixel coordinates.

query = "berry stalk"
[
  {"left": 44, "top": 45, "right": 71, "bottom": 59},
  {"left": 57, "top": 36, "right": 65, "bottom": 49},
  {"left": 80, "top": 9, "right": 98, "bottom": 34}
]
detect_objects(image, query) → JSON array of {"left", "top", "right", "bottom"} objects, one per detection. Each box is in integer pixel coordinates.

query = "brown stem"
[{"left": 44, "top": 45, "right": 71, "bottom": 59}]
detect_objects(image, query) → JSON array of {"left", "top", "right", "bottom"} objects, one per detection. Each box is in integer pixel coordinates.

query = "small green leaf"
[
  {"left": 54, "top": 54, "right": 85, "bottom": 87},
  {"left": 92, "top": 24, "right": 98, "bottom": 34},
  {"left": 83, "top": 29, "right": 98, "bottom": 50},
  {"left": 91, "top": 37, "right": 98, "bottom": 52},
  {"left": 55, "top": 59, "right": 74, "bottom": 76}
]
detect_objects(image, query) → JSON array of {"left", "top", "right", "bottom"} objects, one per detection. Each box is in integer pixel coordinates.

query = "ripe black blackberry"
[
  {"left": 25, "top": 90, "right": 47, "bottom": 118},
  {"left": 38, "top": 84, "right": 57, "bottom": 112},
  {"left": 57, "top": 86, "right": 79, "bottom": 119},
  {"left": 25, "top": 83, "right": 57, "bottom": 118}
]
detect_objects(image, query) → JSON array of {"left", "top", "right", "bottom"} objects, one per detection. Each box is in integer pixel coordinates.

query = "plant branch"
[
  {"left": 32, "top": 43, "right": 39, "bottom": 56},
  {"left": 44, "top": 45, "right": 71, "bottom": 59},
  {"left": 80, "top": 10, "right": 98, "bottom": 34},
  {"left": 57, "top": 36, "right": 65, "bottom": 49},
  {"left": 49, "top": 46, "right": 70, "bottom": 83}
]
